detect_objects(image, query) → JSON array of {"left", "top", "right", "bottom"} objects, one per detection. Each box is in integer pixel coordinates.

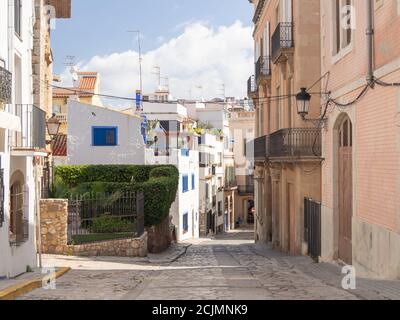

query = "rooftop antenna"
[
  {"left": 220, "top": 83, "right": 226, "bottom": 100},
  {"left": 152, "top": 65, "right": 161, "bottom": 88},
  {"left": 161, "top": 76, "right": 169, "bottom": 90},
  {"left": 127, "top": 30, "right": 143, "bottom": 95},
  {"left": 196, "top": 85, "right": 204, "bottom": 101}
]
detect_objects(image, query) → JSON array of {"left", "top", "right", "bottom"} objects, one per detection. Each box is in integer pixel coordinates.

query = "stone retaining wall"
[{"left": 40, "top": 199, "right": 148, "bottom": 257}]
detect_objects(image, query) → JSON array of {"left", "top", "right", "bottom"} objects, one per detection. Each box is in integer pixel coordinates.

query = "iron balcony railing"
[
  {"left": 269, "top": 128, "right": 321, "bottom": 158},
  {"left": 271, "top": 22, "right": 294, "bottom": 62},
  {"left": 255, "top": 56, "right": 271, "bottom": 82},
  {"left": 252, "top": 135, "right": 270, "bottom": 161},
  {"left": 0, "top": 66, "right": 12, "bottom": 105},
  {"left": 8, "top": 104, "right": 46, "bottom": 150},
  {"left": 238, "top": 185, "right": 255, "bottom": 195},
  {"left": 253, "top": 0, "right": 266, "bottom": 24},
  {"left": 247, "top": 75, "right": 256, "bottom": 97}
]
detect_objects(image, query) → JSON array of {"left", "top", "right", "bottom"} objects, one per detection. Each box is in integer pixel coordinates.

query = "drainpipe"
[{"left": 366, "top": 0, "right": 375, "bottom": 85}]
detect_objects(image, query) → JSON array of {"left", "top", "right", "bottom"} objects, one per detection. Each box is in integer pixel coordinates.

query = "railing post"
[{"left": 136, "top": 192, "right": 145, "bottom": 236}]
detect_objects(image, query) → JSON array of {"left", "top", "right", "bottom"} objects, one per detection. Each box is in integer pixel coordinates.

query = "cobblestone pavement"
[{"left": 19, "top": 229, "right": 399, "bottom": 300}]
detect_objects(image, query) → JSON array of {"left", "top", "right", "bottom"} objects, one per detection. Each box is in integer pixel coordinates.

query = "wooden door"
[
  {"left": 338, "top": 119, "right": 353, "bottom": 264},
  {"left": 288, "top": 183, "right": 296, "bottom": 254}
]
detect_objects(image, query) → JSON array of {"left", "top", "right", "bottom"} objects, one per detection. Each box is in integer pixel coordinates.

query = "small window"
[
  {"left": 15, "top": 0, "right": 21, "bottom": 36},
  {"left": 191, "top": 174, "right": 195, "bottom": 190},
  {"left": 53, "top": 105, "right": 62, "bottom": 114},
  {"left": 182, "top": 175, "right": 189, "bottom": 193},
  {"left": 183, "top": 212, "right": 189, "bottom": 233},
  {"left": 92, "top": 127, "right": 118, "bottom": 146}
]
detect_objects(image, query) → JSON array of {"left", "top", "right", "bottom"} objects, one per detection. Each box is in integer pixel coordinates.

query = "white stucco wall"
[
  {"left": 67, "top": 100, "right": 145, "bottom": 165},
  {"left": 1, "top": 0, "right": 38, "bottom": 279}
]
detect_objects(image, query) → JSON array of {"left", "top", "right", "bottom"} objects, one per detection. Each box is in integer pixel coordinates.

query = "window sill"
[{"left": 332, "top": 43, "right": 354, "bottom": 65}]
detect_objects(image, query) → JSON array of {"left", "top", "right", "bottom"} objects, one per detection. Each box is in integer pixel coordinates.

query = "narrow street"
[{"left": 18, "top": 229, "right": 393, "bottom": 300}]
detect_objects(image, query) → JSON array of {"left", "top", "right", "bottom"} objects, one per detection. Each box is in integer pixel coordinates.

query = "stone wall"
[
  {"left": 146, "top": 216, "right": 171, "bottom": 253},
  {"left": 67, "top": 233, "right": 148, "bottom": 257},
  {"left": 40, "top": 199, "right": 148, "bottom": 257},
  {"left": 40, "top": 199, "right": 68, "bottom": 254}
]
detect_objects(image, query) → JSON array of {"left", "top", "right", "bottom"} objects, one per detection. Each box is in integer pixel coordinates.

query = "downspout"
[{"left": 366, "top": 0, "right": 375, "bottom": 85}]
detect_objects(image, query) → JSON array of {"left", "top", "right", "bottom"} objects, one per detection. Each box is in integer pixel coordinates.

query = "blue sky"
[{"left": 53, "top": 0, "right": 254, "bottom": 102}]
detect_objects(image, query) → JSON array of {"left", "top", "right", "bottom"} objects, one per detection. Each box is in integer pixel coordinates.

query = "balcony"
[
  {"left": 271, "top": 22, "right": 294, "bottom": 63},
  {"left": 249, "top": 128, "right": 321, "bottom": 160},
  {"left": 55, "top": 113, "right": 67, "bottom": 124},
  {"left": 255, "top": 56, "right": 271, "bottom": 84},
  {"left": 8, "top": 104, "right": 47, "bottom": 151},
  {"left": 0, "top": 66, "right": 12, "bottom": 105},
  {"left": 269, "top": 128, "right": 321, "bottom": 158},
  {"left": 247, "top": 75, "right": 257, "bottom": 98},
  {"left": 251, "top": 135, "right": 269, "bottom": 162},
  {"left": 238, "top": 185, "right": 255, "bottom": 195},
  {"left": 253, "top": 0, "right": 266, "bottom": 25}
]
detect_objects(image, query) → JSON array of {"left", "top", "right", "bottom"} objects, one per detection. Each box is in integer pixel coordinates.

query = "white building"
[
  {"left": 66, "top": 100, "right": 145, "bottom": 165},
  {"left": 143, "top": 101, "right": 200, "bottom": 242},
  {"left": 198, "top": 133, "right": 225, "bottom": 236},
  {"left": 187, "top": 101, "right": 237, "bottom": 234},
  {"left": 0, "top": 0, "right": 47, "bottom": 278}
]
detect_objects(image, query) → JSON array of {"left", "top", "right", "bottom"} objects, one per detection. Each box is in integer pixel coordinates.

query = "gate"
[
  {"left": 67, "top": 192, "right": 145, "bottom": 245},
  {"left": 304, "top": 198, "right": 321, "bottom": 261}
]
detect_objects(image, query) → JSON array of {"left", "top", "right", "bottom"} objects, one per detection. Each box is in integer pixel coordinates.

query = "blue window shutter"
[{"left": 92, "top": 127, "right": 118, "bottom": 146}]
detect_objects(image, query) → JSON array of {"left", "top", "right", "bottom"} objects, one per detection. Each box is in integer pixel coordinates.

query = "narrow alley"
[{"left": 18, "top": 230, "right": 400, "bottom": 300}]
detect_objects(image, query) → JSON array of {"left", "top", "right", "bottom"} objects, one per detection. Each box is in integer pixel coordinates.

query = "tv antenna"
[
  {"left": 152, "top": 66, "right": 161, "bottom": 87},
  {"left": 127, "top": 30, "right": 143, "bottom": 94}
]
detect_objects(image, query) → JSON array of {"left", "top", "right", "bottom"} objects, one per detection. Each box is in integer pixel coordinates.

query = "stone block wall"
[
  {"left": 40, "top": 199, "right": 68, "bottom": 254},
  {"left": 40, "top": 199, "right": 148, "bottom": 257},
  {"left": 146, "top": 216, "right": 171, "bottom": 254}
]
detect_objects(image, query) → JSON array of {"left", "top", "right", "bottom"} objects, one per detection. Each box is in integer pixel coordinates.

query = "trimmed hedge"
[
  {"left": 54, "top": 165, "right": 179, "bottom": 227},
  {"left": 55, "top": 165, "right": 160, "bottom": 187}
]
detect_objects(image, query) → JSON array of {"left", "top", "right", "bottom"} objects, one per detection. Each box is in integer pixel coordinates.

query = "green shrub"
[
  {"left": 54, "top": 165, "right": 179, "bottom": 227},
  {"left": 90, "top": 215, "right": 136, "bottom": 233}
]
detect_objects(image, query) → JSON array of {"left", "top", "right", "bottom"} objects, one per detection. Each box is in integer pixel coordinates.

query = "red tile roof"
[
  {"left": 53, "top": 87, "right": 93, "bottom": 98},
  {"left": 79, "top": 76, "right": 97, "bottom": 90}
]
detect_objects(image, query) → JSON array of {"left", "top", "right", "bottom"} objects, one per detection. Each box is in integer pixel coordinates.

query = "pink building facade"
[{"left": 320, "top": 0, "right": 400, "bottom": 279}]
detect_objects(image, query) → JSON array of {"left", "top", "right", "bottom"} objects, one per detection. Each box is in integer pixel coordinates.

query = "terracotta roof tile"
[
  {"left": 53, "top": 87, "right": 93, "bottom": 98},
  {"left": 79, "top": 76, "right": 97, "bottom": 90}
]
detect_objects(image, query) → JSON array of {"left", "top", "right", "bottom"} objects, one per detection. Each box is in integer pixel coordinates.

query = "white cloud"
[{"left": 60, "top": 20, "right": 254, "bottom": 107}]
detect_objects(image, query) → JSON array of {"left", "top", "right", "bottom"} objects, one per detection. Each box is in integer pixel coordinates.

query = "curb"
[
  {"left": 148, "top": 244, "right": 192, "bottom": 264},
  {"left": 0, "top": 267, "right": 71, "bottom": 300}
]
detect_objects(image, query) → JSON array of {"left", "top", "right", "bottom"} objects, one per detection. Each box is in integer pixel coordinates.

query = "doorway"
[{"left": 338, "top": 117, "right": 353, "bottom": 264}]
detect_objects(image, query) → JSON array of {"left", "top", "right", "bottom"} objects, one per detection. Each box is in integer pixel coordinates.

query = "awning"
[{"left": 0, "top": 111, "right": 21, "bottom": 132}]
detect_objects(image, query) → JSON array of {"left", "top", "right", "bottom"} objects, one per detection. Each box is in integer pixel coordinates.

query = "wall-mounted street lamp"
[
  {"left": 46, "top": 114, "right": 61, "bottom": 193},
  {"left": 46, "top": 113, "right": 61, "bottom": 137},
  {"left": 296, "top": 87, "right": 328, "bottom": 126},
  {"left": 296, "top": 88, "right": 311, "bottom": 120}
]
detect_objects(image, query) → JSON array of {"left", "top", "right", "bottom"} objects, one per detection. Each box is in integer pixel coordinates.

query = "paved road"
[{"left": 19, "top": 230, "right": 380, "bottom": 300}]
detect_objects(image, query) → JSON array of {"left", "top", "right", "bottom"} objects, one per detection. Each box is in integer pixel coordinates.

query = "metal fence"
[
  {"left": 67, "top": 192, "right": 145, "bottom": 245},
  {"left": 304, "top": 197, "right": 321, "bottom": 261}
]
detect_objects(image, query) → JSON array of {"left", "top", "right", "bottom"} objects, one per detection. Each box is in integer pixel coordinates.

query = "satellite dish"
[{"left": 70, "top": 66, "right": 78, "bottom": 82}]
